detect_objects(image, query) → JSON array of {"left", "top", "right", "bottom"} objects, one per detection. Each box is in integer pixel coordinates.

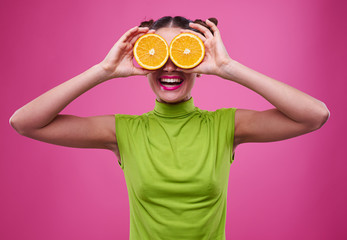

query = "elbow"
[
  {"left": 317, "top": 102, "right": 330, "bottom": 129},
  {"left": 308, "top": 102, "right": 330, "bottom": 131},
  {"left": 9, "top": 111, "right": 29, "bottom": 136},
  {"left": 9, "top": 112, "right": 22, "bottom": 135}
]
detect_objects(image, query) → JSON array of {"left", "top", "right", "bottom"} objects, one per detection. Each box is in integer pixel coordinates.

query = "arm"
[
  {"left": 9, "top": 26, "right": 152, "bottom": 151},
  {"left": 185, "top": 20, "right": 330, "bottom": 147},
  {"left": 223, "top": 60, "right": 330, "bottom": 145}
]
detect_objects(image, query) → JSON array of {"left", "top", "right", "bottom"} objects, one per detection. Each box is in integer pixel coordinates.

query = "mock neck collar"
[{"left": 154, "top": 97, "right": 196, "bottom": 117}]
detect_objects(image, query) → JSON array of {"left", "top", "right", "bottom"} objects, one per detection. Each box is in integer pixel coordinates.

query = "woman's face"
[{"left": 147, "top": 27, "right": 197, "bottom": 104}]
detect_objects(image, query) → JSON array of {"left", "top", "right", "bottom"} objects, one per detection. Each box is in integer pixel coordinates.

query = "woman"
[{"left": 10, "top": 16, "right": 329, "bottom": 239}]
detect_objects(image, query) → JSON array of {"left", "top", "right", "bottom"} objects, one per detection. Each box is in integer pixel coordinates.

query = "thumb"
[
  {"left": 176, "top": 68, "right": 196, "bottom": 74},
  {"left": 176, "top": 66, "right": 203, "bottom": 75},
  {"left": 132, "top": 67, "right": 152, "bottom": 76}
]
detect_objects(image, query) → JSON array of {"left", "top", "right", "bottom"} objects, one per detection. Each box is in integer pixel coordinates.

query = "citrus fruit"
[
  {"left": 133, "top": 33, "right": 169, "bottom": 70},
  {"left": 169, "top": 33, "right": 205, "bottom": 69}
]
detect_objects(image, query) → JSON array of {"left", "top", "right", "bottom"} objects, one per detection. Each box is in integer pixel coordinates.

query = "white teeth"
[{"left": 160, "top": 78, "right": 183, "bottom": 83}]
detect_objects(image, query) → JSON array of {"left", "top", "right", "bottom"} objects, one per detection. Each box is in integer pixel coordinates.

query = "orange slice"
[
  {"left": 133, "top": 34, "right": 169, "bottom": 70},
  {"left": 169, "top": 33, "right": 205, "bottom": 69}
]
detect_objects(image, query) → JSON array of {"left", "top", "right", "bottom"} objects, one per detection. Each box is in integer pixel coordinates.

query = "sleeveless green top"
[{"left": 115, "top": 97, "right": 236, "bottom": 240}]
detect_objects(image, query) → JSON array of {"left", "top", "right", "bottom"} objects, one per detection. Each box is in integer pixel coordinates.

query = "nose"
[{"left": 162, "top": 58, "right": 178, "bottom": 72}]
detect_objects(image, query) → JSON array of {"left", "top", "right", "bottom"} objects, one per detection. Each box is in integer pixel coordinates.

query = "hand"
[
  {"left": 99, "top": 26, "right": 154, "bottom": 79},
  {"left": 180, "top": 20, "right": 233, "bottom": 78}
]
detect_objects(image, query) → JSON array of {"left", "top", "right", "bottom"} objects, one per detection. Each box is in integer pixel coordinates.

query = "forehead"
[{"left": 155, "top": 27, "right": 182, "bottom": 44}]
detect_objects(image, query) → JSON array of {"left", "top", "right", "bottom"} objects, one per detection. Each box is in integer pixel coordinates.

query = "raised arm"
[
  {"left": 224, "top": 60, "right": 330, "bottom": 146},
  {"left": 9, "top": 26, "right": 152, "bottom": 151},
  {"left": 182, "top": 20, "right": 330, "bottom": 148}
]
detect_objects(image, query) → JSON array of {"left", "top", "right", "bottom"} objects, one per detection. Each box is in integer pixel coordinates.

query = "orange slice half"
[
  {"left": 169, "top": 33, "right": 205, "bottom": 69},
  {"left": 133, "top": 34, "right": 169, "bottom": 70}
]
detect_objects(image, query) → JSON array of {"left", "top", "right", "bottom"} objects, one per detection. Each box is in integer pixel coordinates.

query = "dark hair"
[{"left": 139, "top": 16, "right": 218, "bottom": 36}]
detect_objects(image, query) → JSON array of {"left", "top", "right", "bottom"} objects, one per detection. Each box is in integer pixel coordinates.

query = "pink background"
[{"left": 1, "top": 0, "right": 346, "bottom": 239}]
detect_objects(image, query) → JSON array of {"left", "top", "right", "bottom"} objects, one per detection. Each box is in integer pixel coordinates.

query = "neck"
[{"left": 154, "top": 97, "right": 196, "bottom": 117}]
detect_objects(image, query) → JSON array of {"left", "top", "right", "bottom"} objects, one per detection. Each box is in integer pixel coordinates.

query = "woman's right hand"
[{"left": 99, "top": 26, "right": 154, "bottom": 79}]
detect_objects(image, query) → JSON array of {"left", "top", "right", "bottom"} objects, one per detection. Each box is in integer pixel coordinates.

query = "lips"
[{"left": 159, "top": 75, "right": 184, "bottom": 91}]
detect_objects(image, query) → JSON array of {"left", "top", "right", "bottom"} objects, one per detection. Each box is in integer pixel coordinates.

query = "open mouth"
[{"left": 159, "top": 76, "right": 184, "bottom": 91}]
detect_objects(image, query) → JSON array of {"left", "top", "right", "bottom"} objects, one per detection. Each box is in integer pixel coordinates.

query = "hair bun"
[
  {"left": 193, "top": 17, "right": 219, "bottom": 35},
  {"left": 193, "top": 19, "right": 208, "bottom": 28},
  {"left": 139, "top": 19, "right": 154, "bottom": 28},
  {"left": 207, "top": 18, "right": 218, "bottom": 26}
]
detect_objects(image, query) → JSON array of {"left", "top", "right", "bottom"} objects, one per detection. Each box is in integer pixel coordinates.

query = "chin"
[{"left": 157, "top": 94, "right": 189, "bottom": 104}]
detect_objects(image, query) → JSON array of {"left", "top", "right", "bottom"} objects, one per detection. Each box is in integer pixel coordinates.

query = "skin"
[{"left": 9, "top": 20, "right": 330, "bottom": 163}]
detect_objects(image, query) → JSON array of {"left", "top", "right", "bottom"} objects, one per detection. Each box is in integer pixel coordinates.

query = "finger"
[
  {"left": 176, "top": 68, "right": 193, "bottom": 73},
  {"left": 206, "top": 19, "right": 220, "bottom": 38},
  {"left": 180, "top": 29, "right": 206, "bottom": 42},
  {"left": 189, "top": 22, "right": 213, "bottom": 39},
  {"left": 132, "top": 67, "right": 152, "bottom": 76},
  {"left": 129, "top": 27, "right": 150, "bottom": 41},
  {"left": 129, "top": 27, "right": 156, "bottom": 46},
  {"left": 138, "top": 27, "right": 151, "bottom": 33},
  {"left": 148, "top": 29, "right": 156, "bottom": 34},
  {"left": 176, "top": 67, "right": 201, "bottom": 74},
  {"left": 120, "top": 26, "right": 139, "bottom": 42},
  {"left": 129, "top": 32, "right": 147, "bottom": 46},
  {"left": 122, "top": 26, "right": 149, "bottom": 43}
]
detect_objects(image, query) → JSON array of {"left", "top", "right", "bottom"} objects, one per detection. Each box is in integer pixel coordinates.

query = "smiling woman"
[{"left": 9, "top": 15, "right": 329, "bottom": 240}]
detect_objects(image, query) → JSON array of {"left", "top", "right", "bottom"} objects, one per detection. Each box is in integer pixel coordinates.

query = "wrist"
[
  {"left": 217, "top": 58, "right": 237, "bottom": 80},
  {"left": 94, "top": 63, "right": 117, "bottom": 82}
]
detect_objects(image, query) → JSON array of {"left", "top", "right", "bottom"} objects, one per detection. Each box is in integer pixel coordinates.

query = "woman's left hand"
[{"left": 180, "top": 19, "right": 232, "bottom": 78}]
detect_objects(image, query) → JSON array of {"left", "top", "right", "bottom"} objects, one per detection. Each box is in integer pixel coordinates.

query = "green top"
[{"left": 115, "top": 97, "right": 236, "bottom": 240}]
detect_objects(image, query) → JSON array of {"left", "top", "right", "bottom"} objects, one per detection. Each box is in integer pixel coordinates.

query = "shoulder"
[
  {"left": 114, "top": 111, "right": 157, "bottom": 135},
  {"left": 115, "top": 111, "right": 154, "bottom": 123},
  {"left": 199, "top": 107, "right": 237, "bottom": 119},
  {"left": 193, "top": 107, "right": 237, "bottom": 131}
]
